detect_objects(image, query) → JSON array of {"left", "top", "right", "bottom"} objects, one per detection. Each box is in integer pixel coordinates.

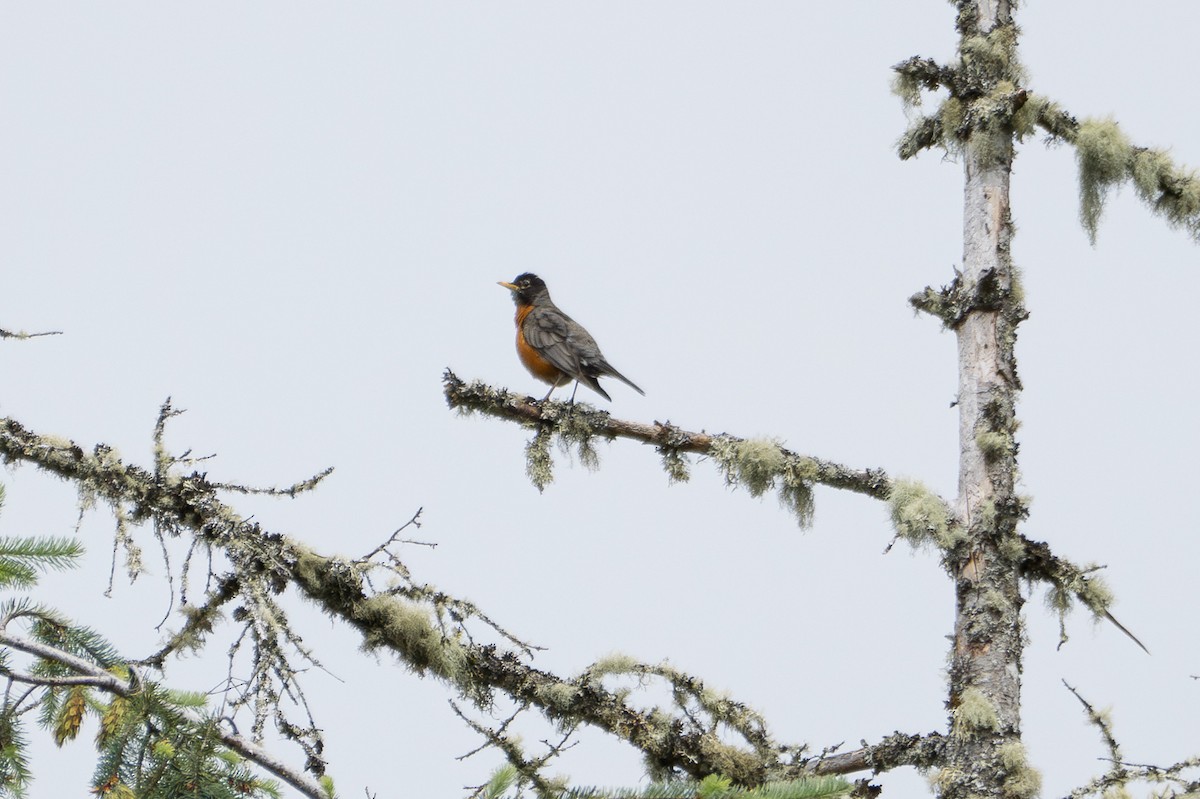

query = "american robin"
[{"left": 498, "top": 273, "right": 645, "bottom": 402}]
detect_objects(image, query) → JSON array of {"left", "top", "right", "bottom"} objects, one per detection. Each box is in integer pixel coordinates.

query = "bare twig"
[
  {"left": 0, "top": 328, "right": 62, "bottom": 339},
  {"left": 360, "top": 507, "right": 428, "bottom": 562},
  {"left": 211, "top": 467, "right": 335, "bottom": 497},
  {"left": 1064, "top": 681, "right": 1121, "bottom": 764}
]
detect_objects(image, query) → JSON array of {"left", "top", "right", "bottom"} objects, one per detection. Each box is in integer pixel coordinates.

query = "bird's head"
[{"left": 497, "top": 273, "right": 551, "bottom": 306}]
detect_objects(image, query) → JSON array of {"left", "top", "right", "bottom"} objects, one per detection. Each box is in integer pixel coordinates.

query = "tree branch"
[
  {"left": 442, "top": 370, "right": 1147, "bottom": 655},
  {"left": 807, "top": 731, "right": 946, "bottom": 776},
  {"left": 1019, "top": 538, "right": 1149, "bottom": 654},
  {"left": 1028, "top": 98, "right": 1200, "bottom": 241},
  {"left": 0, "top": 412, "right": 916, "bottom": 785},
  {"left": 892, "top": 56, "right": 959, "bottom": 95},
  {"left": 0, "top": 328, "right": 62, "bottom": 340},
  {"left": 441, "top": 369, "right": 892, "bottom": 502}
]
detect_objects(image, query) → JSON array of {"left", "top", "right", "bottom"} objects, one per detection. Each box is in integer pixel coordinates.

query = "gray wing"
[
  {"left": 525, "top": 306, "right": 642, "bottom": 399},
  {"left": 520, "top": 304, "right": 609, "bottom": 395},
  {"left": 522, "top": 307, "right": 600, "bottom": 385}
]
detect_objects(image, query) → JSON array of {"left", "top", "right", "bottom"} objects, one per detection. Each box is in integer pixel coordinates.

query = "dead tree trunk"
[{"left": 942, "top": 2, "right": 1030, "bottom": 797}]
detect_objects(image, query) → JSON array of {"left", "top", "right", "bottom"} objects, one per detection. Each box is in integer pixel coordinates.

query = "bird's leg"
[
  {"left": 541, "top": 384, "right": 557, "bottom": 403},
  {"left": 569, "top": 381, "right": 580, "bottom": 404}
]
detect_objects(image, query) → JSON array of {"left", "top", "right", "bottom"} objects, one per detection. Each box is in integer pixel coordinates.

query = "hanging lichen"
[
  {"left": 997, "top": 740, "right": 1043, "bottom": 799},
  {"left": 525, "top": 426, "right": 555, "bottom": 492},
  {"left": 887, "top": 479, "right": 963, "bottom": 552},
  {"left": 1076, "top": 118, "right": 1134, "bottom": 242},
  {"left": 708, "top": 437, "right": 816, "bottom": 528}
]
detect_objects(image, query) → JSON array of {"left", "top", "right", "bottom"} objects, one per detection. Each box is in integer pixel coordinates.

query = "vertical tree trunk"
[{"left": 944, "top": 1, "right": 1028, "bottom": 797}]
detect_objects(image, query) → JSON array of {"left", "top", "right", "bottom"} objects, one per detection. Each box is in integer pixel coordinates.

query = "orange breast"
[{"left": 515, "top": 306, "right": 567, "bottom": 386}]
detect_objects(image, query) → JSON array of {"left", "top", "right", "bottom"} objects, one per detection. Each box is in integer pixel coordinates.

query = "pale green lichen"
[
  {"left": 1046, "top": 568, "right": 1114, "bottom": 618},
  {"left": 997, "top": 740, "right": 1042, "bottom": 799},
  {"left": 997, "top": 740, "right": 1027, "bottom": 770},
  {"left": 1166, "top": 172, "right": 1200, "bottom": 234},
  {"left": 780, "top": 459, "right": 816, "bottom": 528},
  {"left": 928, "top": 768, "right": 961, "bottom": 795},
  {"left": 716, "top": 437, "right": 785, "bottom": 497},
  {"left": 891, "top": 71, "right": 924, "bottom": 108},
  {"left": 660, "top": 447, "right": 691, "bottom": 484},
  {"left": 1077, "top": 573, "right": 1115, "bottom": 616},
  {"left": 589, "top": 652, "right": 639, "bottom": 677},
  {"left": 558, "top": 409, "right": 604, "bottom": 472},
  {"left": 1076, "top": 118, "right": 1134, "bottom": 243},
  {"left": 975, "top": 430, "right": 1012, "bottom": 462},
  {"left": 896, "top": 114, "right": 945, "bottom": 161},
  {"left": 888, "top": 479, "right": 963, "bottom": 551},
  {"left": 966, "top": 126, "right": 1014, "bottom": 170},
  {"left": 525, "top": 426, "right": 555, "bottom": 492},
  {"left": 961, "top": 25, "right": 1024, "bottom": 82},
  {"left": 697, "top": 687, "right": 732, "bottom": 714},
  {"left": 981, "top": 589, "right": 1011, "bottom": 616},
  {"left": 1069, "top": 119, "right": 1200, "bottom": 241},
  {"left": 709, "top": 437, "right": 815, "bottom": 528},
  {"left": 1009, "top": 264, "right": 1026, "bottom": 308},
  {"left": 354, "top": 595, "right": 466, "bottom": 682},
  {"left": 1130, "top": 148, "right": 1173, "bottom": 201},
  {"left": 43, "top": 434, "right": 74, "bottom": 450},
  {"left": 1129, "top": 148, "right": 1200, "bottom": 238},
  {"left": 953, "top": 687, "right": 1000, "bottom": 736},
  {"left": 534, "top": 681, "right": 580, "bottom": 710},
  {"left": 975, "top": 499, "right": 998, "bottom": 530},
  {"left": 940, "top": 97, "right": 966, "bottom": 140},
  {"left": 1045, "top": 569, "right": 1123, "bottom": 651},
  {"left": 1045, "top": 582, "right": 1072, "bottom": 616},
  {"left": 997, "top": 532, "right": 1026, "bottom": 564},
  {"left": 1012, "top": 94, "right": 1058, "bottom": 140}
]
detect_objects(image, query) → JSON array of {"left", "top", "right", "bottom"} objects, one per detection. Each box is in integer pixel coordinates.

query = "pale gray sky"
[{"left": 2, "top": 3, "right": 1198, "bottom": 797}]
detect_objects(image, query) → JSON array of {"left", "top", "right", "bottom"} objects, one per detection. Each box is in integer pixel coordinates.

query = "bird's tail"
[
  {"left": 578, "top": 375, "right": 612, "bottom": 401},
  {"left": 604, "top": 364, "right": 644, "bottom": 396}
]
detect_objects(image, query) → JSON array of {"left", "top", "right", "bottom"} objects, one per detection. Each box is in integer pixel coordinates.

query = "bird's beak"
[{"left": 497, "top": 281, "right": 519, "bottom": 291}]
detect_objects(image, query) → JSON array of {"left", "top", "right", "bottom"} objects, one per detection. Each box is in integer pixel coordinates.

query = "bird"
[{"left": 498, "top": 273, "right": 645, "bottom": 403}]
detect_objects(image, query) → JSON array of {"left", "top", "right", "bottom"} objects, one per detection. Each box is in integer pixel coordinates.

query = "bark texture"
[{"left": 942, "top": 2, "right": 1030, "bottom": 798}]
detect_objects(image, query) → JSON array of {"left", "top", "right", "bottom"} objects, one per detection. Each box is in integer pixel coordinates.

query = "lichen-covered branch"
[
  {"left": 0, "top": 413, "right": 887, "bottom": 786},
  {"left": 0, "top": 392, "right": 1151, "bottom": 793},
  {"left": 445, "top": 371, "right": 1141, "bottom": 655},
  {"left": 805, "top": 731, "right": 946, "bottom": 777},
  {"left": 451, "top": 701, "right": 575, "bottom": 798},
  {"left": 924, "top": 84, "right": 1200, "bottom": 245},
  {"left": 1062, "top": 682, "right": 1200, "bottom": 799},
  {"left": 1049, "top": 115, "right": 1200, "bottom": 243},
  {"left": 892, "top": 17, "right": 1030, "bottom": 166},
  {"left": 443, "top": 369, "right": 892, "bottom": 525},
  {"left": 1019, "top": 539, "right": 1148, "bottom": 654},
  {"left": 909, "top": 267, "right": 1027, "bottom": 331},
  {"left": 892, "top": 56, "right": 960, "bottom": 98}
]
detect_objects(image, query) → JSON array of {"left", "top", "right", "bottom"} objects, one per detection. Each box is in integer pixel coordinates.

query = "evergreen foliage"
[{"left": 0, "top": 488, "right": 280, "bottom": 799}]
